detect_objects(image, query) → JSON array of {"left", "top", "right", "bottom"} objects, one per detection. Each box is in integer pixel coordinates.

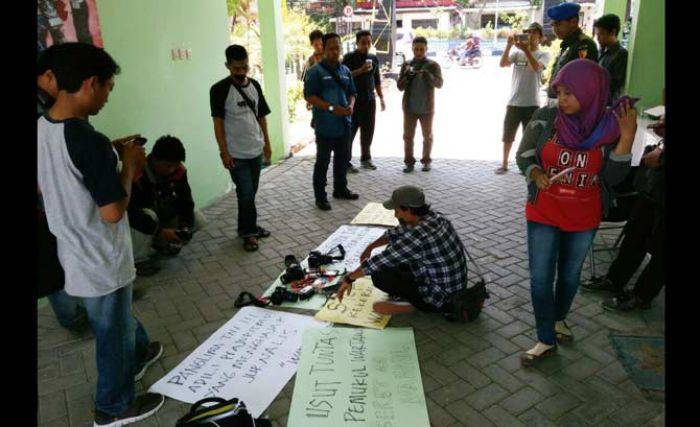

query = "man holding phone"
[
  {"left": 342, "top": 30, "right": 385, "bottom": 172},
  {"left": 128, "top": 135, "right": 207, "bottom": 276},
  {"left": 497, "top": 22, "right": 550, "bottom": 175},
  {"left": 210, "top": 44, "right": 273, "bottom": 252}
]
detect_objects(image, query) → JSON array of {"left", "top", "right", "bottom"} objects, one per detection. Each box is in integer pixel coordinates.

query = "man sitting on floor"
[
  {"left": 129, "top": 135, "right": 206, "bottom": 276},
  {"left": 338, "top": 185, "right": 469, "bottom": 318}
]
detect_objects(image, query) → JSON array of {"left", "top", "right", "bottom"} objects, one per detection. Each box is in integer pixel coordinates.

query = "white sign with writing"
[
  {"left": 149, "top": 306, "right": 329, "bottom": 417},
  {"left": 262, "top": 225, "right": 387, "bottom": 310}
]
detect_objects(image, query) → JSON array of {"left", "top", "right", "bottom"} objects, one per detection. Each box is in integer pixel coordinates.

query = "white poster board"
[
  {"left": 262, "top": 226, "right": 387, "bottom": 310},
  {"left": 351, "top": 202, "right": 399, "bottom": 227},
  {"left": 149, "top": 306, "right": 328, "bottom": 417}
]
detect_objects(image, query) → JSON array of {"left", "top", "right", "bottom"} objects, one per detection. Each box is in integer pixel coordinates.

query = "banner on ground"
[
  {"left": 351, "top": 202, "right": 399, "bottom": 227},
  {"left": 314, "top": 278, "right": 391, "bottom": 329},
  {"left": 262, "top": 225, "right": 387, "bottom": 310},
  {"left": 149, "top": 306, "right": 328, "bottom": 417},
  {"left": 288, "top": 327, "right": 430, "bottom": 427}
]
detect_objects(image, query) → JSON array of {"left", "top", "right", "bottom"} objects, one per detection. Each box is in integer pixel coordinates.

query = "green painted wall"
[
  {"left": 603, "top": 0, "right": 627, "bottom": 19},
  {"left": 258, "top": 0, "right": 290, "bottom": 159},
  {"left": 92, "top": 0, "right": 232, "bottom": 208},
  {"left": 625, "top": 0, "right": 664, "bottom": 110}
]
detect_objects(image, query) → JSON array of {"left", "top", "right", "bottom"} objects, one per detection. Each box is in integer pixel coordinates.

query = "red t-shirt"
[{"left": 526, "top": 136, "right": 604, "bottom": 231}]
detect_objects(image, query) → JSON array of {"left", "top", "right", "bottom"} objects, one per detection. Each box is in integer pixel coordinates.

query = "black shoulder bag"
[
  {"left": 317, "top": 61, "right": 352, "bottom": 98},
  {"left": 231, "top": 80, "right": 262, "bottom": 117}
]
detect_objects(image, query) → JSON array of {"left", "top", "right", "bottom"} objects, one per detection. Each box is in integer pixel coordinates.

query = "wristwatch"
[{"left": 327, "top": 105, "right": 334, "bottom": 113}]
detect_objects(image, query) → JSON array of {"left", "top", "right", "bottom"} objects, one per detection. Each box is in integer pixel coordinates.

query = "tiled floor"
[{"left": 38, "top": 156, "right": 665, "bottom": 426}]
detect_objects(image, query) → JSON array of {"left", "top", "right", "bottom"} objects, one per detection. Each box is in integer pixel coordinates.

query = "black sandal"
[
  {"left": 257, "top": 226, "right": 271, "bottom": 238},
  {"left": 520, "top": 345, "right": 557, "bottom": 367},
  {"left": 243, "top": 237, "right": 259, "bottom": 252}
]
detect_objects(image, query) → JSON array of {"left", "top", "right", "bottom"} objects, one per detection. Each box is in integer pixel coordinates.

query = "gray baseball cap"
[
  {"left": 523, "top": 22, "right": 544, "bottom": 35},
  {"left": 383, "top": 185, "right": 426, "bottom": 210}
]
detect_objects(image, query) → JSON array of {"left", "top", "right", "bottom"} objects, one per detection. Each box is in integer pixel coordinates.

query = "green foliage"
[
  {"left": 287, "top": 81, "right": 304, "bottom": 121},
  {"left": 500, "top": 12, "right": 529, "bottom": 30},
  {"left": 413, "top": 26, "right": 472, "bottom": 41},
  {"left": 540, "top": 38, "right": 561, "bottom": 85}
]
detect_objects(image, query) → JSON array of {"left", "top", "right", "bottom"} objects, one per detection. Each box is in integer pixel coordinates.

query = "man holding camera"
[
  {"left": 342, "top": 30, "right": 386, "bottom": 173},
  {"left": 128, "top": 135, "right": 206, "bottom": 276},
  {"left": 496, "top": 22, "right": 549, "bottom": 175},
  {"left": 337, "top": 186, "right": 470, "bottom": 319},
  {"left": 546, "top": 2, "right": 598, "bottom": 103},
  {"left": 397, "top": 36, "right": 443, "bottom": 173}
]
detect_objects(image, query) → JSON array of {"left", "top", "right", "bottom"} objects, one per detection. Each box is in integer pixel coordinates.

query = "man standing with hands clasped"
[
  {"left": 398, "top": 36, "right": 443, "bottom": 173},
  {"left": 343, "top": 30, "right": 386, "bottom": 172},
  {"left": 210, "top": 45, "right": 273, "bottom": 252},
  {"left": 304, "top": 32, "right": 360, "bottom": 211},
  {"left": 496, "top": 22, "right": 549, "bottom": 174}
]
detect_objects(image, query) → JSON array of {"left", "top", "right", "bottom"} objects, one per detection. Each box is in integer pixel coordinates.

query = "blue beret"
[{"left": 547, "top": 2, "right": 581, "bottom": 21}]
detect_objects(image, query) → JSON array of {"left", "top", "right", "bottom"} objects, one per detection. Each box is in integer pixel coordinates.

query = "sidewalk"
[{"left": 38, "top": 155, "right": 664, "bottom": 426}]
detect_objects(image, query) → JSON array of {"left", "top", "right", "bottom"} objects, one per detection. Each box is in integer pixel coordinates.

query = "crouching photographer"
[{"left": 129, "top": 135, "right": 207, "bottom": 276}]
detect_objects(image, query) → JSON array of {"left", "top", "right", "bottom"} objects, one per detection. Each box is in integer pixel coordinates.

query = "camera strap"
[
  {"left": 231, "top": 81, "right": 259, "bottom": 116},
  {"left": 317, "top": 61, "right": 352, "bottom": 99},
  {"left": 234, "top": 291, "right": 269, "bottom": 308}
]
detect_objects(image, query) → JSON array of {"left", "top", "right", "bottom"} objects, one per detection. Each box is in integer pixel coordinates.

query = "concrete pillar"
[
  {"left": 603, "top": 0, "right": 627, "bottom": 18},
  {"left": 625, "top": 0, "right": 664, "bottom": 109},
  {"left": 258, "top": 0, "right": 290, "bottom": 159}
]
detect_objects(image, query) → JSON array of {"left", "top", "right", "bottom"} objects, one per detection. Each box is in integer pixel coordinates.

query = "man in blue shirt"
[{"left": 304, "top": 32, "right": 360, "bottom": 211}]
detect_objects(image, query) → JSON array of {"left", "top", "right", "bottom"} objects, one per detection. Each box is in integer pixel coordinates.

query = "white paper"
[
  {"left": 149, "top": 306, "right": 328, "bottom": 417},
  {"left": 262, "top": 226, "right": 387, "bottom": 310},
  {"left": 631, "top": 117, "right": 663, "bottom": 166},
  {"left": 351, "top": 202, "right": 400, "bottom": 227},
  {"left": 550, "top": 166, "right": 576, "bottom": 183},
  {"left": 644, "top": 105, "right": 665, "bottom": 118}
]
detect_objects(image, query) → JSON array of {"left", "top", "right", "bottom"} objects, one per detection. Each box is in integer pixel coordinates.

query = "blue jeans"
[
  {"left": 47, "top": 289, "right": 87, "bottom": 330},
  {"left": 229, "top": 156, "right": 262, "bottom": 238},
  {"left": 313, "top": 132, "right": 349, "bottom": 202},
  {"left": 82, "top": 284, "right": 150, "bottom": 416},
  {"left": 527, "top": 221, "right": 596, "bottom": 345}
]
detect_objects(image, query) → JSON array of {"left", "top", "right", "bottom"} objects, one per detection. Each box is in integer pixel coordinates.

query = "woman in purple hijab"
[{"left": 515, "top": 59, "right": 638, "bottom": 366}]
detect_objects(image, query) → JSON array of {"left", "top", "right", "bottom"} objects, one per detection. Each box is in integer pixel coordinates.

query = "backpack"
[{"left": 175, "top": 397, "right": 272, "bottom": 427}]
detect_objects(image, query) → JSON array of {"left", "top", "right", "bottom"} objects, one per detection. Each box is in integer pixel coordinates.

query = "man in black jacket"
[
  {"left": 129, "top": 135, "right": 206, "bottom": 276},
  {"left": 594, "top": 14, "right": 628, "bottom": 103}
]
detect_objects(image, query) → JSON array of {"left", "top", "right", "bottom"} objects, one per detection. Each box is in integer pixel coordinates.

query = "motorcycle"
[{"left": 442, "top": 39, "right": 483, "bottom": 69}]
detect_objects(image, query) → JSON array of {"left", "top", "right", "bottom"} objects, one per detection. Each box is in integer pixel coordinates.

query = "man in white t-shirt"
[{"left": 496, "top": 22, "right": 550, "bottom": 175}]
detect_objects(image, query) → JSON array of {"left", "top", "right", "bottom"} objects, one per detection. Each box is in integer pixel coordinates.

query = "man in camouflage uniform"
[{"left": 546, "top": 2, "right": 598, "bottom": 101}]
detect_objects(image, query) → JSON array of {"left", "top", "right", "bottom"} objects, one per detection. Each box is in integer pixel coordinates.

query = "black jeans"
[
  {"left": 349, "top": 99, "right": 376, "bottom": 164},
  {"left": 229, "top": 156, "right": 262, "bottom": 238},
  {"left": 313, "top": 132, "right": 349, "bottom": 202},
  {"left": 606, "top": 197, "right": 665, "bottom": 303},
  {"left": 371, "top": 265, "right": 443, "bottom": 313}
]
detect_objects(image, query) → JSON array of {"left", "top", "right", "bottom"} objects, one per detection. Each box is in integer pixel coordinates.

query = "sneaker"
[
  {"left": 332, "top": 190, "right": 359, "bottom": 200},
  {"left": 581, "top": 276, "right": 616, "bottom": 292},
  {"left": 134, "top": 342, "right": 164, "bottom": 382},
  {"left": 361, "top": 160, "right": 377, "bottom": 170},
  {"left": 348, "top": 163, "right": 359, "bottom": 174},
  {"left": 372, "top": 300, "right": 415, "bottom": 315},
  {"left": 403, "top": 165, "right": 414, "bottom": 173},
  {"left": 421, "top": 163, "right": 431, "bottom": 172},
  {"left": 602, "top": 294, "right": 651, "bottom": 312},
  {"left": 316, "top": 200, "right": 332, "bottom": 211},
  {"left": 93, "top": 393, "right": 165, "bottom": 427},
  {"left": 135, "top": 261, "right": 160, "bottom": 277}
]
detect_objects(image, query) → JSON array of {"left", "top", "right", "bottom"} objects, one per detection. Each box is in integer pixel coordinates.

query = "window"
[
  {"left": 481, "top": 14, "right": 495, "bottom": 28},
  {"left": 397, "top": 19, "right": 403, "bottom": 28},
  {"left": 412, "top": 19, "right": 438, "bottom": 29}
]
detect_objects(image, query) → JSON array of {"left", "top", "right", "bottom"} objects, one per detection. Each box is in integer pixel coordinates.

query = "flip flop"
[
  {"left": 556, "top": 321, "right": 574, "bottom": 344},
  {"left": 243, "top": 237, "right": 259, "bottom": 252},
  {"left": 520, "top": 345, "right": 557, "bottom": 368}
]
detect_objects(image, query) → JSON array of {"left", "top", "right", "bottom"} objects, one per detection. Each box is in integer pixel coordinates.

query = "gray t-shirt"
[
  {"left": 408, "top": 69, "right": 430, "bottom": 115},
  {"left": 37, "top": 116, "right": 136, "bottom": 297},
  {"left": 507, "top": 49, "right": 550, "bottom": 107},
  {"left": 209, "top": 77, "right": 272, "bottom": 159}
]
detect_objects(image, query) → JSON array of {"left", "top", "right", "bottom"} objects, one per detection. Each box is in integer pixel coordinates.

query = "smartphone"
[
  {"left": 133, "top": 137, "right": 148, "bottom": 146},
  {"left": 611, "top": 96, "right": 641, "bottom": 111},
  {"left": 516, "top": 34, "right": 529, "bottom": 43}
]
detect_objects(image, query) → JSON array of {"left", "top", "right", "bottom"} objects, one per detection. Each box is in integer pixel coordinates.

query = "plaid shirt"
[{"left": 362, "top": 211, "right": 468, "bottom": 308}]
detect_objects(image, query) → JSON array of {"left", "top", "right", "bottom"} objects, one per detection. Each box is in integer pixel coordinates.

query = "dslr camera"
[
  {"left": 308, "top": 244, "right": 346, "bottom": 269},
  {"left": 270, "top": 286, "right": 299, "bottom": 305},
  {"left": 280, "top": 255, "right": 305, "bottom": 284}
]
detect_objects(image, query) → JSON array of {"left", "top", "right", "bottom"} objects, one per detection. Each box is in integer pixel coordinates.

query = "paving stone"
[
  {"left": 463, "top": 383, "right": 509, "bottom": 411},
  {"left": 504, "top": 382, "right": 553, "bottom": 417},
  {"left": 469, "top": 347, "right": 507, "bottom": 369},
  {"left": 483, "top": 365, "right": 525, "bottom": 393},
  {"left": 426, "top": 397, "right": 458, "bottom": 427},
  {"left": 518, "top": 408, "right": 558, "bottom": 427},
  {"left": 535, "top": 392, "right": 582, "bottom": 419},
  {"left": 484, "top": 404, "right": 527, "bottom": 427},
  {"left": 431, "top": 379, "right": 477, "bottom": 406},
  {"left": 445, "top": 399, "right": 496, "bottom": 426}
]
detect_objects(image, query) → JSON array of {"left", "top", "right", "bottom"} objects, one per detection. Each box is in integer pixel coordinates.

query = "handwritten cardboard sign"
[
  {"left": 149, "top": 306, "right": 328, "bottom": 417},
  {"left": 288, "top": 327, "right": 430, "bottom": 427},
  {"left": 315, "top": 278, "right": 391, "bottom": 329},
  {"left": 262, "top": 226, "right": 387, "bottom": 310},
  {"left": 351, "top": 202, "right": 400, "bottom": 227}
]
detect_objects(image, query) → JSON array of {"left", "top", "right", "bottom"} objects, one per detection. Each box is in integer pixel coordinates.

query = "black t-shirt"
[{"left": 342, "top": 51, "right": 381, "bottom": 105}]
